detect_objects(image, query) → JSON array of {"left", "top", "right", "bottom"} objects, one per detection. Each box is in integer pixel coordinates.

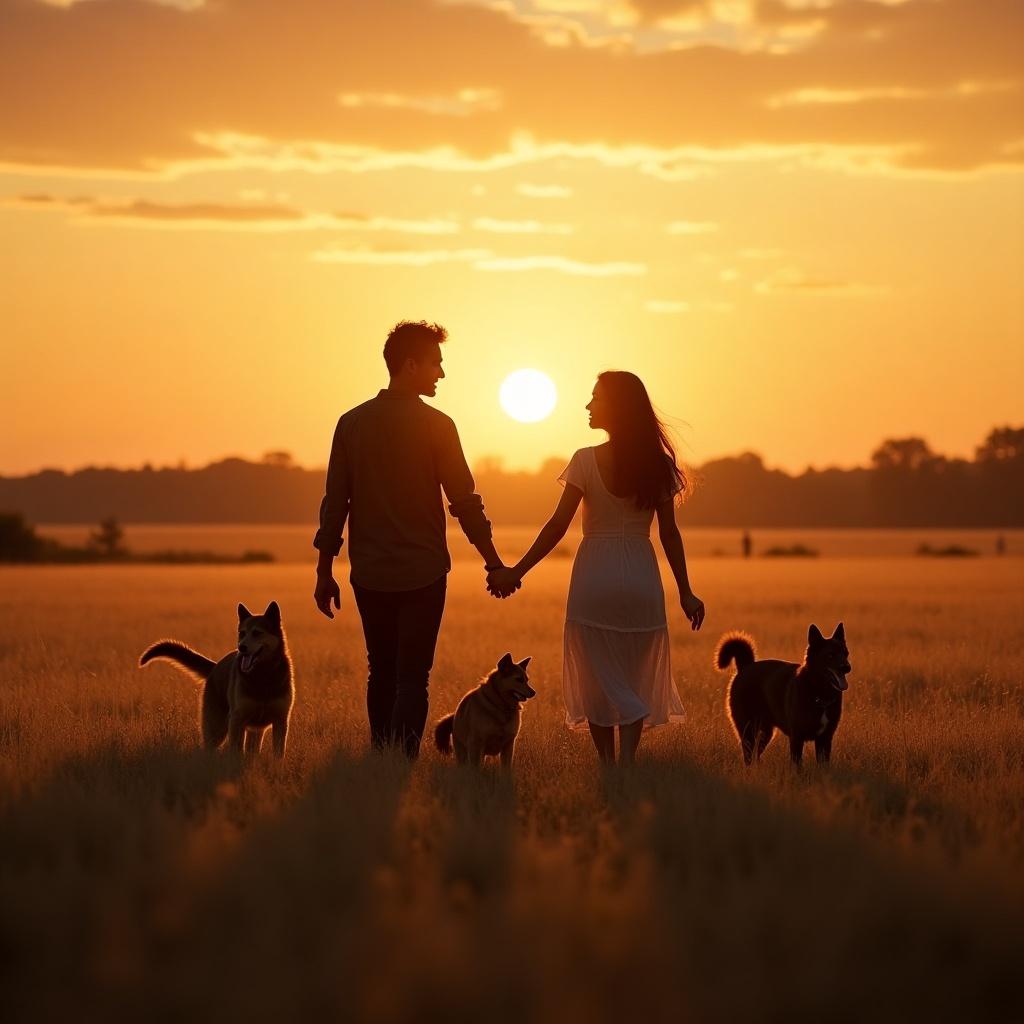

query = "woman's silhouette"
[{"left": 490, "top": 371, "right": 705, "bottom": 765}]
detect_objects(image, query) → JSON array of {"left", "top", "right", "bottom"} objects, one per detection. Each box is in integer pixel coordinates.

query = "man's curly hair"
[{"left": 383, "top": 321, "right": 448, "bottom": 376}]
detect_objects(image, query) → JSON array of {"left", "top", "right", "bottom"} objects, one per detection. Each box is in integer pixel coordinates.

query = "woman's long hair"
[{"left": 597, "top": 370, "right": 685, "bottom": 509}]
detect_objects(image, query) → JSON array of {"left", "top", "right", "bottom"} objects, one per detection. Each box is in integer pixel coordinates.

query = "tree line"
[{"left": 0, "top": 428, "right": 1020, "bottom": 529}]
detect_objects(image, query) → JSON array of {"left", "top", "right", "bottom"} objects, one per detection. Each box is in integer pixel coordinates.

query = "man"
[{"left": 313, "top": 320, "right": 516, "bottom": 757}]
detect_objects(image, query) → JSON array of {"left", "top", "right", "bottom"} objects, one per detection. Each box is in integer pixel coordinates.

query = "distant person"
[
  {"left": 995, "top": 533, "right": 1006, "bottom": 556},
  {"left": 313, "top": 321, "right": 515, "bottom": 758},
  {"left": 488, "top": 371, "right": 705, "bottom": 767},
  {"left": 742, "top": 530, "right": 752, "bottom": 559}
]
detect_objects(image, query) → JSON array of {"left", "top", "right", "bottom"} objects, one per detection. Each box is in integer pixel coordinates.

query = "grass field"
[{"left": 1, "top": 556, "right": 1023, "bottom": 1022}]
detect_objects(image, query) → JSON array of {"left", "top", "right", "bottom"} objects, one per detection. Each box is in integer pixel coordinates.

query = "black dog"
[{"left": 716, "top": 624, "right": 851, "bottom": 768}]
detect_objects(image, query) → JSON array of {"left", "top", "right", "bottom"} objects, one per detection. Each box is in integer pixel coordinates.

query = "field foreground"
[{"left": 1, "top": 558, "right": 1023, "bottom": 1022}]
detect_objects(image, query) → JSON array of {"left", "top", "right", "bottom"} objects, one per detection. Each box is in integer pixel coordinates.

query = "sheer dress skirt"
[{"left": 562, "top": 535, "right": 685, "bottom": 730}]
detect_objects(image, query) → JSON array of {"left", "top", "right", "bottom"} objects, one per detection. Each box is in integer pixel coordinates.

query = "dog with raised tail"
[
  {"left": 140, "top": 601, "right": 294, "bottom": 758},
  {"left": 716, "top": 623, "right": 851, "bottom": 768},
  {"left": 434, "top": 653, "right": 534, "bottom": 769}
]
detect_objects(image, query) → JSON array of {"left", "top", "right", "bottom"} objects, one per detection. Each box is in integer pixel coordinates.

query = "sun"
[{"left": 499, "top": 369, "right": 557, "bottom": 423}]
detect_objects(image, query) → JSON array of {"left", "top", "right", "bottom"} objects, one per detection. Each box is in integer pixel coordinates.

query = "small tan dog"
[
  {"left": 434, "top": 653, "right": 534, "bottom": 768},
  {"left": 140, "top": 601, "right": 294, "bottom": 758}
]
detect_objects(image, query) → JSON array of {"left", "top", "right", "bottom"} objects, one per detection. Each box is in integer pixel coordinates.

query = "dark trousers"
[{"left": 352, "top": 575, "right": 447, "bottom": 758}]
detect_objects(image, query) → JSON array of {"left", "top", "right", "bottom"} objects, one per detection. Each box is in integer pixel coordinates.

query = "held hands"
[
  {"left": 486, "top": 565, "right": 522, "bottom": 600},
  {"left": 314, "top": 573, "right": 342, "bottom": 619},
  {"left": 681, "top": 590, "right": 706, "bottom": 631}
]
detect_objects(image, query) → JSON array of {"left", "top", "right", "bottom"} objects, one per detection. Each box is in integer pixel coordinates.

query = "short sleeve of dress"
[{"left": 558, "top": 448, "right": 588, "bottom": 493}]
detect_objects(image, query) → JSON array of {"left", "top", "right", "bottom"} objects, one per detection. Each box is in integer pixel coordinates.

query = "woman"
[{"left": 490, "top": 371, "right": 705, "bottom": 766}]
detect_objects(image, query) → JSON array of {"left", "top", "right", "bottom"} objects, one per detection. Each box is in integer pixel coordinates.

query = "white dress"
[{"left": 559, "top": 446, "right": 685, "bottom": 730}]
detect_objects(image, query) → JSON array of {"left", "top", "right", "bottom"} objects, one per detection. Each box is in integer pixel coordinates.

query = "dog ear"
[
  {"left": 498, "top": 653, "right": 514, "bottom": 672},
  {"left": 832, "top": 622, "right": 845, "bottom": 642},
  {"left": 808, "top": 624, "right": 824, "bottom": 646},
  {"left": 264, "top": 601, "right": 281, "bottom": 629},
  {"left": 238, "top": 603, "right": 252, "bottom": 623},
  {"left": 518, "top": 656, "right": 532, "bottom": 670}
]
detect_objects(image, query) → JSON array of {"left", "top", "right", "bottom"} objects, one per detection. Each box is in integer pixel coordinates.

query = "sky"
[{"left": 2, "top": 0, "right": 1022, "bottom": 476}]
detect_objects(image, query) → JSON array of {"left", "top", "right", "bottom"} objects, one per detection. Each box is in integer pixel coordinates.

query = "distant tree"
[
  {"left": 262, "top": 451, "right": 295, "bottom": 468},
  {"left": 90, "top": 516, "right": 125, "bottom": 559},
  {"left": 974, "top": 425, "right": 1024, "bottom": 527},
  {"left": 975, "top": 426, "right": 1024, "bottom": 462},
  {"left": 870, "top": 437, "right": 936, "bottom": 472},
  {"left": 0, "top": 512, "right": 44, "bottom": 562},
  {"left": 474, "top": 455, "right": 505, "bottom": 476}
]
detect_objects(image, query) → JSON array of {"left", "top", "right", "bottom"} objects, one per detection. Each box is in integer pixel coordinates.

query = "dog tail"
[
  {"left": 434, "top": 714, "right": 455, "bottom": 755},
  {"left": 715, "top": 632, "right": 756, "bottom": 671},
  {"left": 139, "top": 640, "right": 216, "bottom": 680}
]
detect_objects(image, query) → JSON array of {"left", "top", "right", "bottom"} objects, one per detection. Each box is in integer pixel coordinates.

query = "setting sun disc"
[{"left": 499, "top": 369, "right": 557, "bottom": 423}]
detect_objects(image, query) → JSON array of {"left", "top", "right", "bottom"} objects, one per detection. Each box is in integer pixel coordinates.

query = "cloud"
[
  {"left": 311, "top": 247, "right": 647, "bottom": 275},
  {"left": 6, "top": 193, "right": 314, "bottom": 228},
  {"left": 754, "top": 266, "right": 886, "bottom": 295},
  {"left": 472, "top": 216, "right": 574, "bottom": 234},
  {"left": 5, "top": 194, "right": 463, "bottom": 233},
  {"left": 338, "top": 88, "right": 502, "bottom": 116},
  {"left": 312, "top": 247, "right": 491, "bottom": 267},
  {"left": 474, "top": 255, "right": 647, "bottom": 275},
  {"left": 0, "top": 0, "right": 1021, "bottom": 177},
  {"left": 332, "top": 214, "right": 461, "bottom": 234}
]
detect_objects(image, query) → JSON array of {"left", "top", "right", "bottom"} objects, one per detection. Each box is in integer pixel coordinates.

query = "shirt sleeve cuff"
[{"left": 312, "top": 531, "right": 344, "bottom": 557}]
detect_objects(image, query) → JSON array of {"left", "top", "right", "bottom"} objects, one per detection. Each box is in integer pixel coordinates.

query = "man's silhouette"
[{"left": 313, "top": 321, "right": 510, "bottom": 757}]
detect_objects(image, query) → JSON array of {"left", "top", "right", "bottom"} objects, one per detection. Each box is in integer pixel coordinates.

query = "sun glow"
[{"left": 499, "top": 369, "right": 558, "bottom": 423}]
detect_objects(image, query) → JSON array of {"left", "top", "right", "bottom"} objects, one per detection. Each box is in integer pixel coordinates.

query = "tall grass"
[{"left": 1, "top": 558, "right": 1022, "bottom": 1021}]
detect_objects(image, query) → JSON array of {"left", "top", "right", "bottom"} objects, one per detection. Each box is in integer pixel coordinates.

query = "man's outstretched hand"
[
  {"left": 314, "top": 573, "right": 342, "bottom": 618},
  {"left": 487, "top": 566, "right": 522, "bottom": 599}
]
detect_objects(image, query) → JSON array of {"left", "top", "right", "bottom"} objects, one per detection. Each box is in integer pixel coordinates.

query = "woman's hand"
[
  {"left": 681, "top": 590, "right": 705, "bottom": 631},
  {"left": 487, "top": 566, "right": 522, "bottom": 599}
]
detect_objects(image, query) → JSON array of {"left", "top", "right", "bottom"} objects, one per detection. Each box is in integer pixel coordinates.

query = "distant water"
[{"left": 36, "top": 524, "right": 1022, "bottom": 563}]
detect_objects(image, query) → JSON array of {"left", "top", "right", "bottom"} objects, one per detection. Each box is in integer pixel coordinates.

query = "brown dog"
[
  {"left": 716, "top": 623, "right": 851, "bottom": 768},
  {"left": 140, "top": 601, "right": 294, "bottom": 758},
  {"left": 434, "top": 653, "right": 534, "bottom": 768}
]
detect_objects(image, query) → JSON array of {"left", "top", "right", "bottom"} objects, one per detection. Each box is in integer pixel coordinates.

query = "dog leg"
[
  {"left": 499, "top": 739, "right": 516, "bottom": 771},
  {"left": 271, "top": 716, "right": 289, "bottom": 759},
  {"left": 738, "top": 721, "right": 756, "bottom": 766},
  {"left": 466, "top": 741, "right": 485, "bottom": 768},
  {"left": 227, "top": 714, "right": 246, "bottom": 753},
  {"left": 243, "top": 728, "right": 264, "bottom": 756},
  {"left": 789, "top": 736, "right": 804, "bottom": 769},
  {"left": 202, "top": 688, "right": 228, "bottom": 750},
  {"left": 815, "top": 734, "right": 832, "bottom": 765},
  {"left": 755, "top": 725, "right": 774, "bottom": 761},
  {"left": 454, "top": 738, "right": 468, "bottom": 764}
]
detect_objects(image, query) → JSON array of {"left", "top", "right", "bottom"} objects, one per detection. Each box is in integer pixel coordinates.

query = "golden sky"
[{"left": 2, "top": 0, "right": 1022, "bottom": 475}]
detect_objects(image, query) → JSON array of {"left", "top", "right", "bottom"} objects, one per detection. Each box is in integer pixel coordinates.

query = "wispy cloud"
[
  {"left": 472, "top": 216, "right": 573, "bottom": 234},
  {"left": 332, "top": 214, "right": 460, "bottom": 234},
  {"left": 339, "top": 88, "right": 502, "bottom": 116},
  {"left": 7, "top": 194, "right": 468, "bottom": 234},
  {"left": 474, "top": 255, "right": 646, "bottom": 276},
  {"left": 755, "top": 267, "right": 886, "bottom": 296},
  {"left": 7, "top": 194, "right": 315, "bottom": 229},
  {"left": 310, "top": 247, "right": 647, "bottom": 276},
  {"left": 312, "top": 247, "right": 491, "bottom": 267}
]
